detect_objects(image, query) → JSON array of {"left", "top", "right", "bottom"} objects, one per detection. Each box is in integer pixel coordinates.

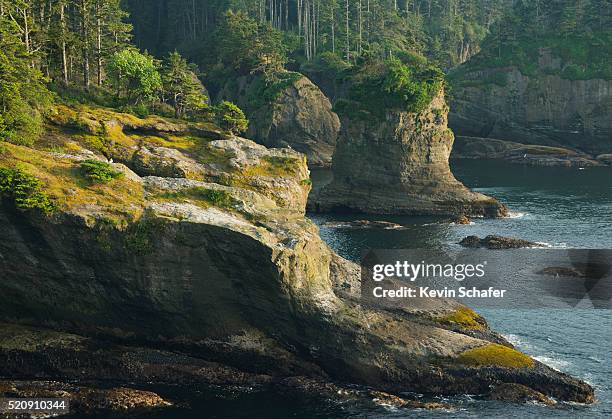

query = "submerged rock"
[
  {"left": 0, "top": 105, "right": 594, "bottom": 410},
  {"left": 310, "top": 90, "right": 507, "bottom": 217},
  {"left": 460, "top": 235, "right": 544, "bottom": 249},
  {"left": 537, "top": 267, "right": 587, "bottom": 278}
]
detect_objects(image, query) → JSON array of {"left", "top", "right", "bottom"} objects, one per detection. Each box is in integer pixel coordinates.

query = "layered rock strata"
[
  {"left": 311, "top": 91, "right": 507, "bottom": 217},
  {"left": 449, "top": 63, "right": 612, "bottom": 155}
]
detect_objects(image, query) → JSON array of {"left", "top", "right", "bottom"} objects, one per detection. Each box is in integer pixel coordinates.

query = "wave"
[
  {"left": 534, "top": 241, "right": 568, "bottom": 249},
  {"left": 504, "top": 334, "right": 573, "bottom": 374},
  {"left": 533, "top": 355, "right": 571, "bottom": 372},
  {"left": 506, "top": 211, "right": 527, "bottom": 219},
  {"left": 503, "top": 334, "right": 535, "bottom": 351}
]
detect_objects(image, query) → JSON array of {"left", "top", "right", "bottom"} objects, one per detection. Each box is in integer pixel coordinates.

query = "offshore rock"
[
  {"left": 451, "top": 136, "right": 604, "bottom": 167},
  {"left": 460, "top": 235, "right": 544, "bottom": 249},
  {"left": 311, "top": 91, "right": 507, "bottom": 217}
]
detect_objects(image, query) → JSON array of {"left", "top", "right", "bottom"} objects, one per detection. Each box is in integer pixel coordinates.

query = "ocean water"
[
  {"left": 72, "top": 160, "right": 612, "bottom": 418},
  {"left": 306, "top": 160, "right": 612, "bottom": 418}
]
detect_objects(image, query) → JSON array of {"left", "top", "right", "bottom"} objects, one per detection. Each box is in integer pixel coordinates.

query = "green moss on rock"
[
  {"left": 437, "top": 307, "right": 485, "bottom": 330},
  {"left": 457, "top": 344, "right": 534, "bottom": 369},
  {"left": 159, "top": 187, "right": 234, "bottom": 208}
]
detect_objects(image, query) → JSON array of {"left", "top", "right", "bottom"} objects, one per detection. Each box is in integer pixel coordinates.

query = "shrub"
[
  {"left": 247, "top": 71, "right": 301, "bottom": 109},
  {"left": 159, "top": 187, "right": 234, "bottom": 208},
  {"left": 0, "top": 166, "right": 55, "bottom": 213},
  {"left": 80, "top": 159, "right": 123, "bottom": 183},
  {"left": 336, "top": 56, "right": 444, "bottom": 120},
  {"left": 198, "top": 188, "right": 233, "bottom": 207},
  {"left": 120, "top": 103, "right": 151, "bottom": 118},
  {"left": 214, "top": 101, "right": 248, "bottom": 134},
  {"left": 263, "top": 156, "right": 300, "bottom": 176}
]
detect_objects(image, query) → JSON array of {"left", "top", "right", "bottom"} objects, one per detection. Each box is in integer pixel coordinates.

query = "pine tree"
[
  {"left": 0, "top": 13, "right": 52, "bottom": 145},
  {"left": 161, "top": 51, "right": 208, "bottom": 118}
]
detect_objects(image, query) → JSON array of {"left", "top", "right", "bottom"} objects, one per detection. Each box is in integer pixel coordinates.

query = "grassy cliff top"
[{"left": 0, "top": 104, "right": 311, "bottom": 227}]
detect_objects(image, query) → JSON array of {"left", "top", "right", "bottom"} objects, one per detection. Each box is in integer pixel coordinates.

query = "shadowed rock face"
[
  {"left": 310, "top": 91, "right": 507, "bottom": 217},
  {"left": 451, "top": 136, "right": 605, "bottom": 167},
  {"left": 449, "top": 65, "right": 612, "bottom": 155},
  {"left": 0, "top": 106, "right": 593, "bottom": 406},
  {"left": 219, "top": 72, "right": 340, "bottom": 167}
]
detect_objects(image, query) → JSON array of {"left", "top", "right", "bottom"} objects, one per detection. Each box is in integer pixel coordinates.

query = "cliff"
[
  {"left": 311, "top": 89, "right": 507, "bottom": 217},
  {"left": 0, "top": 105, "right": 593, "bottom": 413},
  {"left": 218, "top": 71, "right": 340, "bottom": 167},
  {"left": 448, "top": 0, "right": 612, "bottom": 156},
  {"left": 449, "top": 62, "right": 612, "bottom": 155}
]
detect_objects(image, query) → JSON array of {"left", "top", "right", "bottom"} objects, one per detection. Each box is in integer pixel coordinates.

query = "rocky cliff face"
[
  {"left": 449, "top": 58, "right": 612, "bottom": 155},
  {"left": 311, "top": 90, "right": 507, "bottom": 217},
  {"left": 451, "top": 136, "right": 605, "bottom": 167},
  {"left": 219, "top": 72, "right": 340, "bottom": 167},
  {"left": 0, "top": 106, "right": 593, "bottom": 410}
]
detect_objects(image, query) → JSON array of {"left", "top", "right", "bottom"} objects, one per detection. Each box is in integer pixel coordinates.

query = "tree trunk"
[
  {"left": 60, "top": 2, "right": 69, "bottom": 85},
  {"left": 331, "top": 4, "right": 335, "bottom": 53},
  {"left": 81, "top": 0, "right": 90, "bottom": 89},
  {"left": 345, "top": 0, "right": 349, "bottom": 61},
  {"left": 96, "top": 2, "right": 102, "bottom": 86},
  {"left": 358, "top": 0, "right": 362, "bottom": 55}
]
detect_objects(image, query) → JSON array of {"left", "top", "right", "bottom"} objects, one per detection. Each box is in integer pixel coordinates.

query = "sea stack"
[
  {"left": 218, "top": 71, "right": 340, "bottom": 167},
  {"left": 311, "top": 82, "right": 506, "bottom": 217}
]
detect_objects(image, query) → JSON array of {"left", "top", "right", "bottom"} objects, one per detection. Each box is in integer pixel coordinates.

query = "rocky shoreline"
[
  {"left": 0, "top": 105, "right": 594, "bottom": 416},
  {"left": 451, "top": 136, "right": 608, "bottom": 168}
]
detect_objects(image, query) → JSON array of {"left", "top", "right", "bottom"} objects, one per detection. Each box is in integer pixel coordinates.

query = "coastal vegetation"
[
  {"left": 79, "top": 159, "right": 123, "bottom": 184},
  {"left": 0, "top": 0, "right": 604, "bottom": 414},
  {"left": 457, "top": 343, "right": 535, "bottom": 369},
  {"left": 452, "top": 0, "right": 611, "bottom": 80},
  {"left": 0, "top": 166, "right": 55, "bottom": 213},
  {"left": 437, "top": 307, "right": 485, "bottom": 330},
  {"left": 0, "top": 0, "right": 248, "bottom": 146}
]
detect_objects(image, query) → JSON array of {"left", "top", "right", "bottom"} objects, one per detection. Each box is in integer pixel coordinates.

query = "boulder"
[
  {"left": 310, "top": 90, "right": 507, "bottom": 217},
  {"left": 596, "top": 154, "right": 612, "bottom": 165}
]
